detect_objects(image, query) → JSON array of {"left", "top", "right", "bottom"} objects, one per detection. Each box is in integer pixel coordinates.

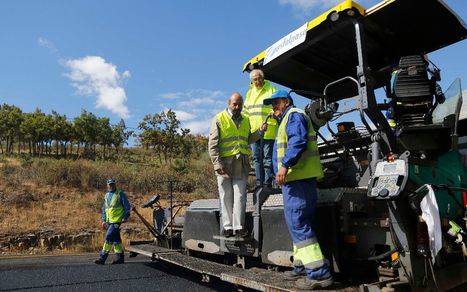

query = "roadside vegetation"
[
  {"left": 0, "top": 103, "right": 207, "bottom": 161},
  {"left": 0, "top": 103, "right": 217, "bottom": 254}
]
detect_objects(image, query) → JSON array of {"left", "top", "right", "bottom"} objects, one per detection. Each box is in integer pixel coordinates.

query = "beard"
[{"left": 232, "top": 109, "right": 241, "bottom": 116}]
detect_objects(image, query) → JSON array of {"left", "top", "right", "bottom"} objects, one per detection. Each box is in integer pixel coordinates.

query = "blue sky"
[{"left": 0, "top": 0, "right": 466, "bottom": 138}]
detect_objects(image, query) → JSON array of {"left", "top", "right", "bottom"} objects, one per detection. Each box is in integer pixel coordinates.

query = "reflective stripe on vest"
[
  {"left": 293, "top": 237, "right": 325, "bottom": 269},
  {"left": 276, "top": 107, "right": 323, "bottom": 182},
  {"left": 244, "top": 80, "right": 277, "bottom": 139},
  {"left": 216, "top": 110, "right": 252, "bottom": 157},
  {"left": 105, "top": 190, "right": 125, "bottom": 223}
]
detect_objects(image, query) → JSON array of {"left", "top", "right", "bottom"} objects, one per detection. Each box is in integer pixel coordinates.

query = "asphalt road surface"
[{"left": 0, "top": 253, "right": 235, "bottom": 291}]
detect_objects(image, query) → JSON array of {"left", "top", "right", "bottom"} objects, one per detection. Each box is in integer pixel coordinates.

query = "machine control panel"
[{"left": 368, "top": 159, "right": 408, "bottom": 199}]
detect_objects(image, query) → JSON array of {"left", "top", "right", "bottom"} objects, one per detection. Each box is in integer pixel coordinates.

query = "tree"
[
  {"left": 112, "top": 119, "right": 133, "bottom": 154},
  {"left": 20, "top": 112, "right": 35, "bottom": 155},
  {"left": 0, "top": 104, "right": 23, "bottom": 154},
  {"left": 50, "top": 111, "right": 72, "bottom": 157},
  {"left": 96, "top": 117, "right": 113, "bottom": 159},
  {"left": 73, "top": 110, "right": 99, "bottom": 157},
  {"left": 138, "top": 113, "right": 164, "bottom": 161},
  {"left": 137, "top": 109, "right": 192, "bottom": 162},
  {"left": 0, "top": 102, "right": 206, "bottom": 161}
]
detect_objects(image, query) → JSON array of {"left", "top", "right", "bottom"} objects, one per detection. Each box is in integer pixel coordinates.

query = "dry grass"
[
  {"left": 0, "top": 186, "right": 170, "bottom": 255},
  {"left": 0, "top": 156, "right": 219, "bottom": 255},
  {"left": 0, "top": 186, "right": 98, "bottom": 235},
  {"left": 0, "top": 184, "right": 175, "bottom": 236},
  {"left": 0, "top": 181, "right": 191, "bottom": 239}
]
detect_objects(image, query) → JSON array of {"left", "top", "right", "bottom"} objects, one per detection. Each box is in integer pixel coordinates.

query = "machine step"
[
  {"left": 128, "top": 242, "right": 357, "bottom": 291},
  {"left": 212, "top": 235, "right": 250, "bottom": 242}
]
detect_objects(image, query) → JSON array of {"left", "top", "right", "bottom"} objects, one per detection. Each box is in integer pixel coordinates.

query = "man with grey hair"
[
  {"left": 208, "top": 92, "right": 266, "bottom": 238},
  {"left": 245, "top": 69, "right": 277, "bottom": 188}
]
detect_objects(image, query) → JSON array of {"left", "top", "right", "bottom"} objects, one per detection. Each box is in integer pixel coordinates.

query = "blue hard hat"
[
  {"left": 263, "top": 89, "right": 293, "bottom": 105},
  {"left": 106, "top": 179, "right": 116, "bottom": 185}
]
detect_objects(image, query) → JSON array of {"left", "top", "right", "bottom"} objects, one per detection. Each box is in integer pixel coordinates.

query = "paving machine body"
[
  {"left": 183, "top": 0, "right": 467, "bottom": 289},
  {"left": 132, "top": 1, "right": 467, "bottom": 290}
]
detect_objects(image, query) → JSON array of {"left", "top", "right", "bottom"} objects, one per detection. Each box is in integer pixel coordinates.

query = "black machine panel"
[
  {"left": 261, "top": 208, "right": 294, "bottom": 266},
  {"left": 261, "top": 188, "right": 390, "bottom": 277},
  {"left": 316, "top": 188, "right": 390, "bottom": 276},
  {"left": 182, "top": 209, "right": 222, "bottom": 255}
]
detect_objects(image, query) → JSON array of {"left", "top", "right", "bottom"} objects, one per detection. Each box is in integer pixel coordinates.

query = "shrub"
[
  {"left": 1, "top": 190, "right": 35, "bottom": 206},
  {"left": 0, "top": 156, "right": 218, "bottom": 198}
]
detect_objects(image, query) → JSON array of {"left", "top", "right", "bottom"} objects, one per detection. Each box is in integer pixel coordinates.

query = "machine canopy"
[{"left": 243, "top": 0, "right": 466, "bottom": 100}]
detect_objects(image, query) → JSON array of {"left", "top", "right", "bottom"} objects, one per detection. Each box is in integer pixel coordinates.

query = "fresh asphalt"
[{"left": 0, "top": 253, "right": 236, "bottom": 291}]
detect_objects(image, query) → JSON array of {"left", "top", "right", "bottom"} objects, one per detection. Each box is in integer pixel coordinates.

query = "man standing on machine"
[
  {"left": 208, "top": 92, "right": 266, "bottom": 238},
  {"left": 264, "top": 90, "right": 333, "bottom": 290},
  {"left": 244, "top": 69, "right": 277, "bottom": 188}
]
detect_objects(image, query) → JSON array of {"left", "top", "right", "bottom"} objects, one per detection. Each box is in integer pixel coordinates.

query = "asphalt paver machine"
[{"left": 130, "top": 1, "right": 467, "bottom": 290}]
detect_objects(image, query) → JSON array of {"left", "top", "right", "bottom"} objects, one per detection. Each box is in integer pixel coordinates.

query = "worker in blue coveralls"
[
  {"left": 263, "top": 90, "right": 333, "bottom": 290},
  {"left": 94, "top": 179, "right": 131, "bottom": 265}
]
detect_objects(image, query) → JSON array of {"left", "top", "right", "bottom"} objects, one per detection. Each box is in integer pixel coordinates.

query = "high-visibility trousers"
[{"left": 282, "top": 178, "right": 330, "bottom": 279}]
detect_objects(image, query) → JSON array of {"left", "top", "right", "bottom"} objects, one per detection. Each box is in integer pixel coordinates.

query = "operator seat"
[
  {"left": 389, "top": 55, "right": 453, "bottom": 156},
  {"left": 390, "top": 55, "right": 434, "bottom": 127}
]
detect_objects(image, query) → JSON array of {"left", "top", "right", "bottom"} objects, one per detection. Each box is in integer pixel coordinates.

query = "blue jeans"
[
  {"left": 282, "top": 178, "right": 331, "bottom": 280},
  {"left": 251, "top": 139, "right": 274, "bottom": 186}
]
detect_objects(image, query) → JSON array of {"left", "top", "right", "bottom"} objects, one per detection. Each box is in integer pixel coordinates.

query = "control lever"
[{"left": 142, "top": 194, "right": 161, "bottom": 208}]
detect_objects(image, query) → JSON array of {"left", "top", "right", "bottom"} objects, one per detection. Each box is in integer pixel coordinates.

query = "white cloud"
[
  {"left": 160, "top": 92, "right": 183, "bottom": 99},
  {"left": 63, "top": 56, "right": 130, "bottom": 118},
  {"left": 180, "top": 97, "right": 224, "bottom": 107},
  {"left": 184, "top": 119, "right": 213, "bottom": 135},
  {"left": 160, "top": 89, "right": 226, "bottom": 135},
  {"left": 38, "top": 37, "right": 58, "bottom": 53},
  {"left": 165, "top": 109, "right": 196, "bottom": 122},
  {"left": 161, "top": 89, "right": 224, "bottom": 104},
  {"left": 278, "top": 0, "right": 340, "bottom": 13}
]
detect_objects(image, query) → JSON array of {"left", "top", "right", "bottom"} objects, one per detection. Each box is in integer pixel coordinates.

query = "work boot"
[
  {"left": 222, "top": 229, "right": 234, "bottom": 238},
  {"left": 283, "top": 266, "right": 306, "bottom": 280},
  {"left": 94, "top": 258, "right": 106, "bottom": 265},
  {"left": 295, "top": 276, "right": 333, "bottom": 290},
  {"left": 111, "top": 253, "right": 125, "bottom": 265},
  {"left": 94, "top": 251, "right": 108, "bottom": 265},
  {"left": 250, "top": 182, "right": 262, "bottom": 192}
]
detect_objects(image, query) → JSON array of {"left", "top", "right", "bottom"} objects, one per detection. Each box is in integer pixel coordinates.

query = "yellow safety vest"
[
  {"left": 244, "top": 80, "right": 277, "bottom": 140},
  {"left": 105, "top": 190, "right": 125, "bottom": 223},
  {"left": 276, "top": 107, "right": 323, "bottom": 182},
  {"left": 216, "top": 110, "right": 251, "bottom": 157}
]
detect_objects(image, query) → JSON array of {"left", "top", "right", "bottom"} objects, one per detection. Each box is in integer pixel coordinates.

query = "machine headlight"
[{"left": 329, "top": 12, "right": 339, "bottom": 22}]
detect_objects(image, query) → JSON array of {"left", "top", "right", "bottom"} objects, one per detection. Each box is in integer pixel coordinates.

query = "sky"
[{"left": 0, "top": 0, "right": 466, "bottom": 141}]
